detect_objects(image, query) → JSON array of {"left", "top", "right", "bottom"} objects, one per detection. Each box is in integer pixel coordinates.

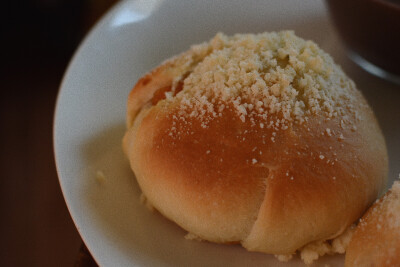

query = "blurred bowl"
[{"left": 326, "top": 0, "right": 400, "bottom": 84}]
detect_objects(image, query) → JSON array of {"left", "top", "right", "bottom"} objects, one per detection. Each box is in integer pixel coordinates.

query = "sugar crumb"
[
  {"left": 326, "top": 128, "right": 332, "bottom": 136},
  {"left": 140, "top": 193, "right": 155, "bottom": 211},
  {"left": 96, "top": 170, "right": 106, "bottom": 184},
  {"left": 185, "top": 232, "right": 203, "bottom": 241},
  {"left": 275, "top": 254, "right": 293, "bottom": 262}
]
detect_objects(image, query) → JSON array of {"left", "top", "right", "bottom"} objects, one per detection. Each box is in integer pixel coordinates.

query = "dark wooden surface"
[
  {"left": 1, "top": 1, "right": 117, "bottom": 266},
  {"left": 75, "top": 245, "right": 98, "bottom": 267}
]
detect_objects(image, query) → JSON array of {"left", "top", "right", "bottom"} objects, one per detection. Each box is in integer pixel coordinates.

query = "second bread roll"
[{"left": 345, "top": 180, "right": 400, "bottom": 267}]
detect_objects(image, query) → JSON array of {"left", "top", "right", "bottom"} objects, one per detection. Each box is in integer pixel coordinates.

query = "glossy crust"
[
  {"left": 123, "top": 32, "right": 388, "bottom": 255},
  {"left": 345, "top": 181, "right": 400, "bottom": 267}
]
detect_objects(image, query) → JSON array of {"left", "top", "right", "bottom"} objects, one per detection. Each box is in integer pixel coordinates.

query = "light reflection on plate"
[{"left": 111, "top": 0, "right": 163, "bottom": 27}]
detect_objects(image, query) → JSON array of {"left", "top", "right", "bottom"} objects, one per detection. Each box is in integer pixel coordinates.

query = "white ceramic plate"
[{"left": 54, "top": 0, "right": 400, "bottom": 266}]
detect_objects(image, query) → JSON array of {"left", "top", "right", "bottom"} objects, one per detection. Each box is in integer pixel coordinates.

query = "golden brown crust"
[
  {"left": 126, "top": 60, "right": 176, "bottom": 128},
  {"left": 345, "top": 181, "right": 400, "bottom": 267},
  {"left": 125, "top": 98, "right": 386, "bottom": 253},
  {"left": 125, "top": 103, "right": 269, "bottom": 242},
  {"left": 123, "top": 31, "right": 388, "bottom": 258}
]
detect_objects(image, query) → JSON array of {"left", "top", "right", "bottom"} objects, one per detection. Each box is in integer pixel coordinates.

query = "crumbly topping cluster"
[
  {"left": 276, "top": 225, "right": 355, "bottom": 264},
  {"left": 162, "top": 31, "right": 360, "bottom": 131}
]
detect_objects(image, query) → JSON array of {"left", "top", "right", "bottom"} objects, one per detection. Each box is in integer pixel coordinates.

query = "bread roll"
[
  {"left": 345, "top": 180, "right": 400, "bottom": 267},
  {"left": 123, "top": 31, "right": 388, "bottom": 258}
]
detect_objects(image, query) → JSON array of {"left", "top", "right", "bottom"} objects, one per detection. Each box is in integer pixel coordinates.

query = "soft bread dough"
[{"left": 123, "top": 31, "right": 388, "bottom": 257}]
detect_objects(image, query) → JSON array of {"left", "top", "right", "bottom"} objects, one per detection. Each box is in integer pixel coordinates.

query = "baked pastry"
[
  {"left": 345, "top": 180, "right": 400, "bottom": 267},
  {"left": 123, "top": 31, "right": 388, "bottom": 260}
]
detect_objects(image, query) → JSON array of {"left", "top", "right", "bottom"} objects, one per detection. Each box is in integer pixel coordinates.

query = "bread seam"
[{"left": 242, "top": 167, "right": 272, "bottom": 245}]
